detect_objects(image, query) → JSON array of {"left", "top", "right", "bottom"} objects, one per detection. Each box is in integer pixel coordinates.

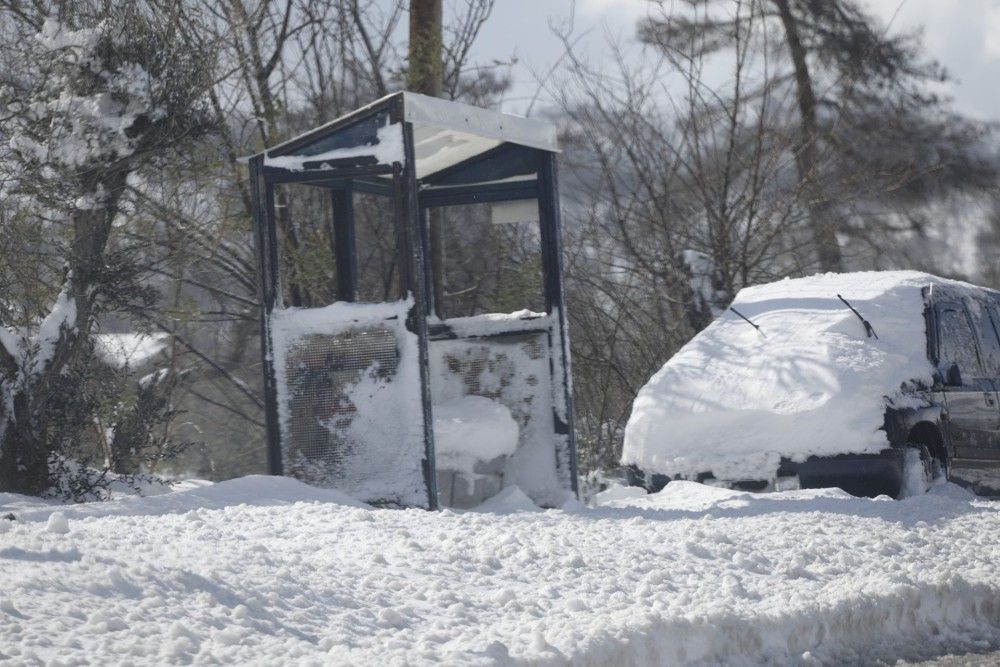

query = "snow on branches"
[{"left": 5, "top": 18, "right": 167, "bottom": 199}]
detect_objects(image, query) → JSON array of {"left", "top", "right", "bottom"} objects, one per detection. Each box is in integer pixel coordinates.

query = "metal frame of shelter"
[{"left": 247, "top": 91, "right": 577, "bottom": 509}]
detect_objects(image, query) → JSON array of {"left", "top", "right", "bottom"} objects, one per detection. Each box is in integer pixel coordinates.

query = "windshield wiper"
[
  {"left": 729, "top": 306, "right": 765, "bottom": 337},
  {"left": 837, "top": 294, "right": 879, "bottom": 339}
]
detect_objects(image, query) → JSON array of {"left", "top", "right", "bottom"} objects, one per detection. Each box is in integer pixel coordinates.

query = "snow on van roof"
[{"left": 621, "top": 271, "right": 981, "bottom": 481}]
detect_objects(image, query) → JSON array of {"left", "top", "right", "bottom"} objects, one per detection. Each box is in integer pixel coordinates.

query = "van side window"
[
  {"left": 987, "top": 304, "right": 1000, "bottom": 375},
  {"left": 973, "top": 301, "right": 1000, "bottom": 376},
  {"left": 937, "top": 306, "right": 983, "bottom": 376}
]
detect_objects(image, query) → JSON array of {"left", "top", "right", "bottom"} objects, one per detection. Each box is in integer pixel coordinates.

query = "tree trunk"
[
  {"left": 0, "top": 392, "right": 49, "bottom": 495},
  {"left": 408, "top": 0, "right": 446, "bottom": 315},
  {"left": 773, "top": 0, "right": 843, "bottom": 272},
  {"left": 408, "top": 0, "right": 443, "bottom": 97}
]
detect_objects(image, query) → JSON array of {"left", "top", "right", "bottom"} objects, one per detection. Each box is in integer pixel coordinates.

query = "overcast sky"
[{"left": 465, "top": 0, "right": 1000, "bottom": 121}]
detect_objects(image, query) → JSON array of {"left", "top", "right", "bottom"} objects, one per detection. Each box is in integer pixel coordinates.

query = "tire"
[{"left": 898, "top": 444, "right": 946, "bottom": 498}]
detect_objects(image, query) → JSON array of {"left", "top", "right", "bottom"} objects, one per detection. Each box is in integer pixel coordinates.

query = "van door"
[
  {"left": 935, "top": 301, "right": 1000, "bottom": 460},
  {"left": 948, "top": 299, "right": 1000, "bottom": 493}
]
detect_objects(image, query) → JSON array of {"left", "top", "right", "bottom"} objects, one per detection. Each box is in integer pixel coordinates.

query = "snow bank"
[
  {"left": 472, "top": 485, "right": 540, "bottom": 513},
  {"left": 2, "top": 477, "right": 999, "bottom": 665},
  {"left": 0, "top": 475, "right": 365, "bottom": 523},
  {"left": 591, "top": 482, "right": 648, "bottom": 505},
  {"left": 623, "top": 271, "right": 964, "bottom": 481},
  {"left": 433, "top": 395, "right": 519, "bottom": 474}
]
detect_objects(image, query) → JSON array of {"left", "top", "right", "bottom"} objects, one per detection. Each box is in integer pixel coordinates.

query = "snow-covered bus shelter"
[{"left": 247, "top": 92, "right": 577, "bottom": 509}]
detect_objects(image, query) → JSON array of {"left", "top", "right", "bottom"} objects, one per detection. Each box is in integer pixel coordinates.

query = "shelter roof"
[{"left": 247, "top": 91, "right": 558, "bottom": 180}]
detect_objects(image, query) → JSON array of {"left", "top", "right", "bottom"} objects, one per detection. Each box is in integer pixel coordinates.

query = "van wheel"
[{"left": 899, "top": 444, "right": 945, "bottom": 498}]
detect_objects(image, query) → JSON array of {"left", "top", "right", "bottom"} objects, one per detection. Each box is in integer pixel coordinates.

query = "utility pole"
[
  {"left": 408, "top": 0, "right": 446, "bottom": 316},
  {"left": 408, "top": 0, "right": 443, "bottom": 97}
]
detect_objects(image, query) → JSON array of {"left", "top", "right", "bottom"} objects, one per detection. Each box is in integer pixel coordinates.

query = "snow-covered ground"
[{"left": 3, "top": 476, "right": 1000, "bottom": 665}]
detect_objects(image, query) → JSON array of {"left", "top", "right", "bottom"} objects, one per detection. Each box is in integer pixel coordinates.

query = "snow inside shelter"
[
  {"left": 432, "top": 395, "right": 519, "bottom": 476},
  {"left": 622, "top": 271, "right": 978, "bottom": 482},
  {"left": 247, "top": 92, "right": 577, "bottom": 509}
]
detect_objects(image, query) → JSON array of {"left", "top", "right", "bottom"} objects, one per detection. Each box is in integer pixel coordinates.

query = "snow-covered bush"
[{"left": 0, "top": 4, "right": 214, "bottom": 497}]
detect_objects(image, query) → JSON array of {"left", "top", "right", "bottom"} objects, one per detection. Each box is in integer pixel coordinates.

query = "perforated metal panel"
[
  {"left": 283, "top": 328, "right": 398, "bottom": 483},
  {"left": 269, "top": 302, "right": 432, "bottom": 508}
]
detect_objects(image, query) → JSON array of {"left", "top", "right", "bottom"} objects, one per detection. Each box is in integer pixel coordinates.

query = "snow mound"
[
  {"left": 433, "top": 395, "right": 519, "bottom": 473},
  {"left": 93, "top": 332, "right": 167, "bottom": 368},
  {"left": 592, "top": 482, "right": 647, "bottom": 505},
  {"left": 2, "top": 475, "right": 366, "bottom": 523},
  {"left": 603, "top": 479, "right": 858, "bottom": 513},
  {"left": 622, "top": 271, "right": 968, "bottom": 481},
  {"left": 45, "top": 511, "right": 69, "bottom": 534},
  {"left": 473, "top": 485, "right": 540, "bottom": 513},
  {"left": 153, "top": 475, "right": 368, "bottom": 511}
]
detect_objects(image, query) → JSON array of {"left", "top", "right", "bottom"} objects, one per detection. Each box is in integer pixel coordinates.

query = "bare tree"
[
  {"left": 550, "top": 1, "right": 812, "bottom": 467},
  {"left": 639, "top": 0, "right": 997, "bottom": 274}
]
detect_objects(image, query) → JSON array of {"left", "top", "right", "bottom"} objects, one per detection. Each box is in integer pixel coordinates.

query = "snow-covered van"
[{"left": 622, "top": 271, "right": 1000, "bottom": 497}]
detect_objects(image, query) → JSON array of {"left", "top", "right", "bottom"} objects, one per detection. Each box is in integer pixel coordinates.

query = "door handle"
[{"left": 985, "top": 392, "right": 996, "bottom": 407}]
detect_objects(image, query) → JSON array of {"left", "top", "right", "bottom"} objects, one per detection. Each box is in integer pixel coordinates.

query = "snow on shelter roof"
[
  {"left": 247, "top": 92, "right": 559, "bottom": 179},
  {"left": 621, "top": 270, "right": 997, "bottom": 482}
]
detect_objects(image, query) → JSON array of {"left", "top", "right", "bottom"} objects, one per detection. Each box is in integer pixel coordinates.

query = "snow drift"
[
  {"left": 622, "top": 271, "right": 974, "bottom": 481},
  {"left": 2, "top": 476, "right": 1000, "bottom": 665}
]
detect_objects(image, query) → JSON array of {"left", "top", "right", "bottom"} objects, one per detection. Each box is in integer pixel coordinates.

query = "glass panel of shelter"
[
  {"left": 271, "top": 182, "right": 339, "bottom": 308},
  {"left": 424, "top": 200, "right": 545, "bottom": 319},
  {"left": 268, "top": 178, "right": 553, "bottom": 510},
  {"left": 270, "top": 180, "right": 404, "bottom": 308},
  {"left": 353, "top": 189, "right": 402, "bottom": 303},
  {"left": 264, "top": 166, "right": 437, "bottom": 507},
  {"left": 269, "top": 182, "right": 546, "bottom": 316}
]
